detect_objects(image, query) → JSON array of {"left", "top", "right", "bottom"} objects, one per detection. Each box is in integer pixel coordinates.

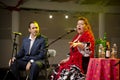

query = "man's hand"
[
  {"left": 26, "top": 62, "right": 31, "bottom": 71},
  {"left": 9, "top": 57, "right": 16, "bottom": 66}
]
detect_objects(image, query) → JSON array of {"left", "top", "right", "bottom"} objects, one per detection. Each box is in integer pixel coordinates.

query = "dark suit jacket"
[{"left": 15, "top": 34, "right": 48, "bottom": 62}]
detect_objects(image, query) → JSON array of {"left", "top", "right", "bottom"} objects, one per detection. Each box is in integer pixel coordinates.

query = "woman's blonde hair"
[
  {"left": 78, "top": 17, "right": 94, "bottom": 36},
  {"left": 78, "top": 17, "right": 91, "bottom": 31}
]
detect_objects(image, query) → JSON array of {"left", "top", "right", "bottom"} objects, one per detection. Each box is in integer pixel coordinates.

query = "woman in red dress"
[{"left": 51, "top": 17, "right": 95, "bottom": 80}]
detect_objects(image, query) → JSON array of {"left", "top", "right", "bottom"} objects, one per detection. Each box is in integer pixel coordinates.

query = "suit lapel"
[
  {"left": 29, "top": 34, "right": 42, "bottom": 55},
  {"left": 26, "top": 38, "right": 31, "bottom": 55}
]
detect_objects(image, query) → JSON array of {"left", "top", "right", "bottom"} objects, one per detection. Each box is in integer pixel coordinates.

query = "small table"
[{"left": 86, "top": 58, "right": 120, "bottom": 80}]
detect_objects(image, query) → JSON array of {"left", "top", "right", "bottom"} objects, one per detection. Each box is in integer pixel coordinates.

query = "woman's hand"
[
  {"left": 69, "top": 41, "right": 84, "bottom": 49},
  {"left": 59, "top": 57, "right": 69, "bottom": 64},
  {"left": 69, "top": 42, "right": 78, "bottom": 47}
]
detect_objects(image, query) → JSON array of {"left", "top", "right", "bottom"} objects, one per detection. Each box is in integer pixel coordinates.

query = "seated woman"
[{"left": 50, "top": 17, "right": 95, "bottom": 80}]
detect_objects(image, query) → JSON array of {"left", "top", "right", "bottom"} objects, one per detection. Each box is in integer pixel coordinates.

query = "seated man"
[{"left": 9, "top": 21, "right": 48, "bottom": 80}]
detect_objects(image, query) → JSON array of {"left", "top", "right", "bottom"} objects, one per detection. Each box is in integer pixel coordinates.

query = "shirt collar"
[{"left": 29, "top": 34, "right": 37, "bottom": 41}]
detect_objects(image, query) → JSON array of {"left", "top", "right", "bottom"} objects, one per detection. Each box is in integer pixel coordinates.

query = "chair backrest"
[
  {"left": 47, "top": 49, "right": 56, "bottom": 58},
  {"left": 44, "top": 49, "right": 56, "bottom": 68}
]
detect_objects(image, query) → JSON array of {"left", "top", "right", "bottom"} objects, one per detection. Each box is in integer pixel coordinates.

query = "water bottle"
[
  {"left": 98, "top": 44, "right": 103, "bottom": 58},
  {"left": 111, "top": 43, "right": 117, "bottom": 58}
]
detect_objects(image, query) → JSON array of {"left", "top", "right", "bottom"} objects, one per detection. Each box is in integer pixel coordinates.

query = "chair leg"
[
  {"left": 45, "top": 70, "right": 48, "bottom": 80},
  {"left": 25, "top": 71, "right": 29, "bottom": 80},
  {"left": 26, "top": 75, "right": 29, "bottom": 80}
]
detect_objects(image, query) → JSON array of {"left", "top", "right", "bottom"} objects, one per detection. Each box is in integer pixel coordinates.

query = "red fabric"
[
  {"left": 70, "top": 31, "right": 95, "bottom": 71},
  {"left": 86, "top": 58, "right": 120, "bottom": 80},
  {"left": 56, "top": 31, "right": 95, "bottom": 78}
]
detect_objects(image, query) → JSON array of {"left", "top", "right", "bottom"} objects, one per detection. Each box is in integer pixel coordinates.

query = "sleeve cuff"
[{"left": 30, "top": 59, "right": 34, "bottom": 64}]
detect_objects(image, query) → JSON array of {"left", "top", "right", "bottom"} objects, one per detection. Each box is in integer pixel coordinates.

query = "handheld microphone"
[{"left": 13, "top": 32, "right": 22, "bottom": 36}]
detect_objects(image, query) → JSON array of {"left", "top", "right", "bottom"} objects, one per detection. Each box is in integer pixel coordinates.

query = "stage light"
[
  {"left": 49, "top": 14, "right": 53, "bottom": 19},
  {"left": 65, "top": 15, "right": 69, "bottom": 19}
]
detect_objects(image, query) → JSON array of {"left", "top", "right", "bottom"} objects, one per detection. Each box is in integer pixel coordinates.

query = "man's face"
[{"left": 29, "top": 23, "right": 40, "bottom": 36}]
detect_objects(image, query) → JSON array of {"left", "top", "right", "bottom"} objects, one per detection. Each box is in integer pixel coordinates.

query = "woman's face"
[
  {"left": 29, "top": 23, "right": 40, "bottom": 36},
  {"left": 76, "top": 20, "right": 86, "bottom": 34}
]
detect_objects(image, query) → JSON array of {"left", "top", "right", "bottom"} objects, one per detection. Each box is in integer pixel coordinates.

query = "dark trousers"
[
  {"left": 10, "top": 59, "right": 42, "bottom": 80},
  {"left": 82, "top": 57, "right": 90, "bottom": 74}
]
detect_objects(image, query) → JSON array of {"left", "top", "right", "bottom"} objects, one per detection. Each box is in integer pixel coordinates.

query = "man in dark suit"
[{"left": 9, "top": 21, "right": 48, "bottom": 80}]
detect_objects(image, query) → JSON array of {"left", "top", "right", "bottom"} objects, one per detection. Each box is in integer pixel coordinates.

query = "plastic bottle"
[
  {"left": 111, "top": 43, "right": 117, "bottom": 58},
  {"left": 98, "top": 44, "right": 103, "bottom": 58}
]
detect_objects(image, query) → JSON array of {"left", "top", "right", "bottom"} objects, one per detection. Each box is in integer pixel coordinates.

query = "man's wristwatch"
[{"left": 30, "top": 59, "right": 34, "bottom": 64}]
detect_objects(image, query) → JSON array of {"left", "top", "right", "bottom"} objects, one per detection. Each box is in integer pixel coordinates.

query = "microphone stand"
[
  {"left": 43, "top": 30, "right": 75, "bottom": 80},
  {"left": 3, "top": 34, "right": 19, "bottom": 80},
  {"left": 47, "top": 30, "right": 75, "bottom": 48}
]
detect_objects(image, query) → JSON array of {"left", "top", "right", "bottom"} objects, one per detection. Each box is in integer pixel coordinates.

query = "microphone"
[
  {"left": 13, "top": 32, "right": 22, "bottom": 36},
  {"left": 67, "top": 28, "right": 76, "bottom": 33}
]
